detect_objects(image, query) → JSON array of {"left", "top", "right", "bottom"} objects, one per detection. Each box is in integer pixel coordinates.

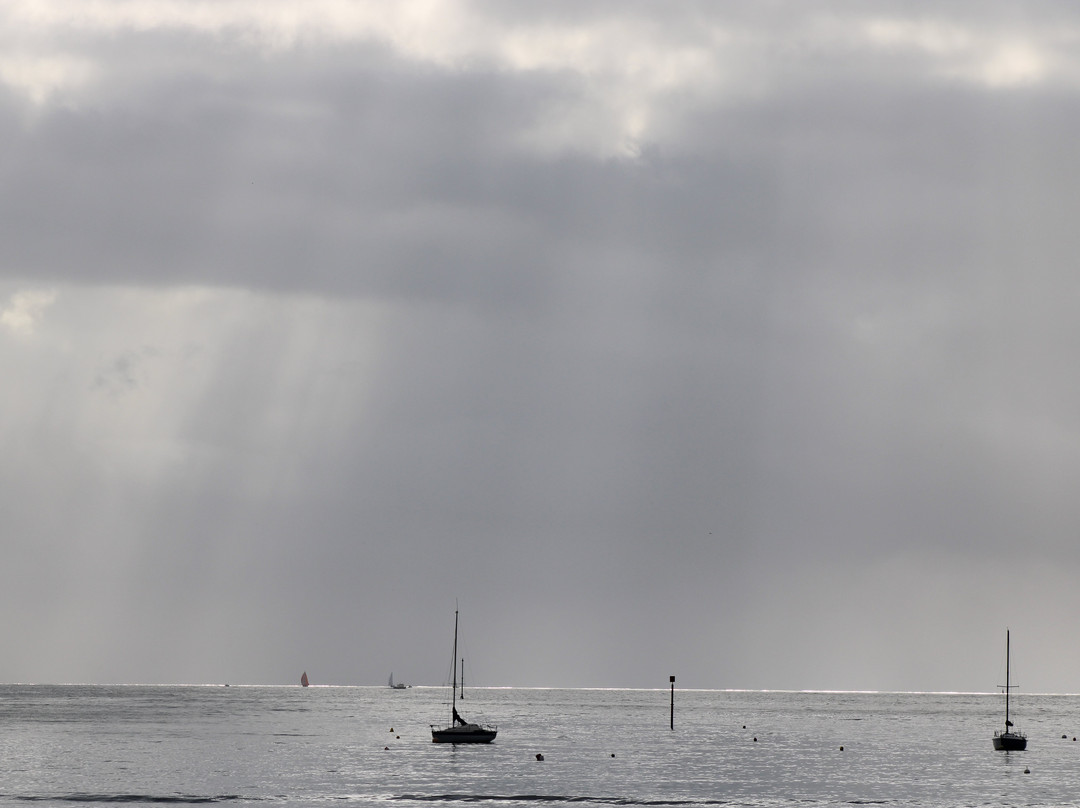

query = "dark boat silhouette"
[
  {"left": 431, "top": 609, "right": 496, "bottom": 744},
  {"left": 993, "top": 630, "right": 1026, "bottom": 751}
]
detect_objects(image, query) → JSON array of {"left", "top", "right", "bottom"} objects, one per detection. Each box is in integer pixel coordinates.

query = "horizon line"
[{"left": 2, "top": 682, "right": 1077, "bottom": 696}]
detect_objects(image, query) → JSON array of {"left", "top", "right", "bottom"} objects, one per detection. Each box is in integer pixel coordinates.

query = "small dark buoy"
[
  {"left": 1073, "top": 737, "right": 1077, "bottom": 741},
  {"left": 384, "top": 746, "right": 389, "bottom": 750},
  {"left": 839, "top": 746, "right": 844, "bottom": 751},
  {"left": 536, "top": 753, "right": 544, "bottom": 761},
  {"left": 396, "top": 736, "right": 400, "bottom": 739},
  {"left": 611, "top": 753, "right": 615, "bottom": 758},
  {"left": 1024, "top": 768, "right": 1030, "bottom": 774},
  {"left": 1063, "top": 735, "right": 1068, "bottom": 739},
  {"left": 742, "top": 725, "right": 746, "bottom": 729},
  {"left": 753, "top": 737, "right": 758, "bottom": 742},
  {"left": 390, "top": 728, "right": 394, "bottom": 733}
]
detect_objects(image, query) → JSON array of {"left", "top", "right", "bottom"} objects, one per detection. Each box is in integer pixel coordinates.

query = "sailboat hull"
[
  {"left": 993, "top": 732, "right": 1027, "bottom": 751},
  {"left": 431, "top": 725, "right": 497, "bottom": 744}
]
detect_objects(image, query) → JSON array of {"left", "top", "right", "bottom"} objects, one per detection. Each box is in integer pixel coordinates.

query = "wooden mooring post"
[{"left": 670, "top": 675, "right": 675, "bottom": 730}]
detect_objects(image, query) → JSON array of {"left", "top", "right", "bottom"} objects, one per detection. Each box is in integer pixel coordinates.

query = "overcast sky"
[{"left": 3, "top": 1, "right": 1080, "bottom": 691}]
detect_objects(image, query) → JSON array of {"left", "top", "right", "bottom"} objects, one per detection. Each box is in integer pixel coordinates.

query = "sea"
[{"left": 0, "top": 685, "right": 1078, "bottom": 807}]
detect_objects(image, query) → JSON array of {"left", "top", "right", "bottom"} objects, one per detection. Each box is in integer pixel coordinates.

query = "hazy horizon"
[{"left": 0, "top": 682, "right": 1060, "bottom": 697}]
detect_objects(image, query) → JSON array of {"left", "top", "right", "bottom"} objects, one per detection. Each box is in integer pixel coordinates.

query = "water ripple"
[
  {"left": 6, "top": 794, "right": 252, "bottom": 804},
  {"left": 396, "top": 795, "right": 736, "bottom": 806}
]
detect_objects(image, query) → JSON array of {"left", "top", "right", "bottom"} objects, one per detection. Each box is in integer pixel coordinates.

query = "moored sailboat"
[
  {"left": 389, "top": 673, "right": 408, "bottom": 690},
  {"left": 300, "top": 671, "right": 309, "bottom": 687},
  {"left": 993, "top": 630, "right": 1027, "bottom": 751},
  {"left": 431, "top": 609, "right": 497, "bottom": 743}
]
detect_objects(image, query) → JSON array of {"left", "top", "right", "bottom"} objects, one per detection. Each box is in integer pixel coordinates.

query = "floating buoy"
[
  {"left": 753, "top": 737, "right": 757, "bottom": 742},
  {"left": 839, "top": 746, "right": 844, "bottom": 751},
  {"left": 742, "top": 725, "right": 747, "bottom": 729},
  {"left": 384, "top": 746, "right": 389, "bottom": 750},
  {"left": 611, "top": 753, "right": 615, "bottom": 758},
  {"left": 536, "top": 753, "right": 544, "bottom": 761},
  {"left": 390, "top": 728, "right": 394, "bottom": 733},
  {"left": 1024, "top": 768, "right": 1030, "bottom": 774},
  {"left": 396, "top": 736, "right": 400, "bottom": 739},
  {"left": 1063, "top": 735, "right": 1067, "bottom": 739}
]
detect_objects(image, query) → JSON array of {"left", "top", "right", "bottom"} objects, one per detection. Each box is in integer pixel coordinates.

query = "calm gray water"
[{"left": 0, "top": 685, "right": 1078, "bottom": 806}]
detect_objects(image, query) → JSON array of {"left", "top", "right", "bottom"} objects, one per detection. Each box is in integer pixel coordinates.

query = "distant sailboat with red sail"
[{"left": 300, "top": 671, "right": 309, "bottom": 687}]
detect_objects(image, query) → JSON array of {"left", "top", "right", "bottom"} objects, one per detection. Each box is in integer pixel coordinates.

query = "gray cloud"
[{"left": 1, "top": 3, "right": 1080, "bottom": 691}]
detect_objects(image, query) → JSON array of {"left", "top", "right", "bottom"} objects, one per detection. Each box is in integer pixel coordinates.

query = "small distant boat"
[
  {"left": 431, "top": 609, "right": 497, "bottom": 744},
  {"left": 389, "top": 673, "right": 408, "bottom": 690},
  {"left": 300, "top": 671, "right": 309, "bottom": 687},
  {"left": 992, "top": 630, "right": 1027, "bottom": 751}
]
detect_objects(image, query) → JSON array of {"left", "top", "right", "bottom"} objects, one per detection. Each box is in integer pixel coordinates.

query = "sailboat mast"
[
  {"left": 451, "top": 609, "right": 459, "bottom": 719},
  {"left": 1005, "top": 629, "right": 1011, "bottom": 729}
]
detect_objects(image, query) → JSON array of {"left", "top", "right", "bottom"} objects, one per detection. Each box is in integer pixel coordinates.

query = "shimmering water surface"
[{"left": 1, "top": 685, "right": 1078, "bottom": 806}]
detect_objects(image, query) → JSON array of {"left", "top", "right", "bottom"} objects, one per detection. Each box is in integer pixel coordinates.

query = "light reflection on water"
[{"left": 0, "top": 686, "right": 1077, "bottom": 806}]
